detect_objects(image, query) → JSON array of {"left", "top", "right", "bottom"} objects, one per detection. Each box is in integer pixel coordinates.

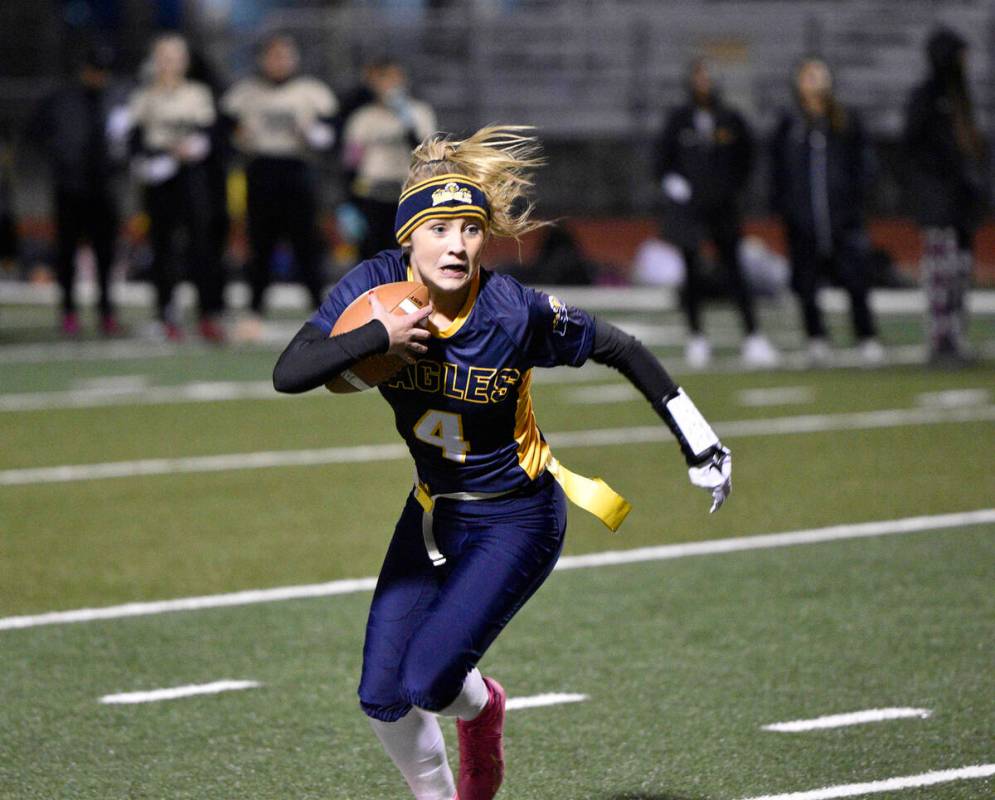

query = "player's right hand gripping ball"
[
  {"left": 325, "top": 281, "right": 430, "bottom": 394},
  {"left": 688, "top": 446, "right": 732, "bottom": 513}
]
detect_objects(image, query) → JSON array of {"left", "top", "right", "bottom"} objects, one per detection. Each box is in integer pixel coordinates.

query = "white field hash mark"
[
  {"left": 506, "top": 693, "right": 588, "bottom": 711},
  {"left": 736, "top": 763, "right": 995, "bottom": 800},
  {"left": 762, "top": 708, "right": 932, "bottom": 732},
  {"left": 1, "top": 509, "right": 992, "bottom": 632},
  {"left": 99, "top": 679, "right": 260, "bottom": 705}
]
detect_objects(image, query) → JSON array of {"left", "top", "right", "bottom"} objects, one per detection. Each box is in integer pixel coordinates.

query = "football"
[{"left": 325, "top": 281, "right": 431, "bottom": 394}]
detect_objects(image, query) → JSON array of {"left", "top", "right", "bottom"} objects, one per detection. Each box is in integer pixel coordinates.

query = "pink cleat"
[
  {"left": 99, "top": 315, "right": 124, "bottom": 337},
  {"left": 61, "top": 312, "right": 81, "bottom": 338},
  {"left": 456, "top": 677, "right": 506, "bottom": 800},
  {"left": 198, "top": 317, "right": 226, "bottom": 344}
]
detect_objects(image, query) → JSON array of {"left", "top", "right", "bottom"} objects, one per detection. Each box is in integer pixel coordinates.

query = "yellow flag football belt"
[{"left": 414, "top": 454, "right": 631, "bottom": 566}]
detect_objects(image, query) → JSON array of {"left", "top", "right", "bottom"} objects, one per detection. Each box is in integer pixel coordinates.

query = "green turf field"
[{"left": 1, "top": 295, "right": 993, "bottom": 799}]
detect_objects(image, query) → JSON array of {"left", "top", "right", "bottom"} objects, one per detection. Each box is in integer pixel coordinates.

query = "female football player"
[{"left": 273, "top": 126, "right": 731, "bottom": 800}]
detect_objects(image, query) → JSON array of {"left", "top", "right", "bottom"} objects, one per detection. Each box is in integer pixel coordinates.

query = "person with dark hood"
[
  {"left": 904, "top": 27, "right": 989, "bottom": 365},
  {"left": 27, "top": 43, "right": 125, "bottom": 337},
  {"left": 221, "top": 33, "right": 338, "bottom": 342},
  {"left": 770, "top": 58, "right": 884, "bottom": 366},
  {"left": 654, "top": 58, "right": 778, "bottom": 369}
]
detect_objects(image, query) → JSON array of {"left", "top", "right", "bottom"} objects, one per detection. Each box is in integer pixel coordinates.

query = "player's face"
[
  {"left": 153, "top": 39, "right": 188, "bottom": 83},
  {"left": 690, "top": 63, "right": 713, "bottom": 101},
  {"left": 796, "top": 60, "right": 831, "bottom": 102},
  {"left": 262, "top": 39, "right": 299, "bottom": 82},
  {"left": 408, "top": 217, "right": 485, "bottom": 299}
]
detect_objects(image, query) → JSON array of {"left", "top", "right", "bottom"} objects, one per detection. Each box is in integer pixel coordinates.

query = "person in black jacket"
[
  {"left": 28, "top": 44, "right": 125, "bottom": 336},
  {"left": 904, "top": 27, "right": 989, "bottom": 365},
  {"left": 654, "top": 58, "right": 777, "bottom": 368},
  {"left": 770, "top": 58, "right": 883, "bottom": 366}
]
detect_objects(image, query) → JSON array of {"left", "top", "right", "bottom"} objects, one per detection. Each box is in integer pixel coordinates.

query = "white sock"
[
  {"left": 437, "top": 667, "right": 489, "bottom": 721},
  {"left": 369, "top": 709, "right": 455, "bottom": 800}
]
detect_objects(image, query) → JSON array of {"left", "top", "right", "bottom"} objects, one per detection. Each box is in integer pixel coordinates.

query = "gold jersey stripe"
[
  {"left": 399, "top": 173, "right": 486, "bottom": 202},
  {"left": 513, "top": 370, "right": 551, "bottom": 480}
]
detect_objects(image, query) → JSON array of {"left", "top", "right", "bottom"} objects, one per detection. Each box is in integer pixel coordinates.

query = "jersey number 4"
[{"left": 413, "top": 409, "right": 470, "bottom": 462}]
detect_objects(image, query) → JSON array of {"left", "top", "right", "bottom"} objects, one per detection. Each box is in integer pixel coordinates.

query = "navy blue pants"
[{"left": 358, "top": 472, "right": 567, "bottom": 722}]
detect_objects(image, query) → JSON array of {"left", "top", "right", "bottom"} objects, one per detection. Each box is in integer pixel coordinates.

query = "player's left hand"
[{"left": 688, "top": 446, "right": 731, "bottom": 513}]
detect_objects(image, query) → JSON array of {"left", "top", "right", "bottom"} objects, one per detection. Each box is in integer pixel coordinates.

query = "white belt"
[
  {"left": 413, "top": 454, "right": 632, "bottom": 567},
  {"left": 413, "top": 481, "right": 515, "bottom": 566}
]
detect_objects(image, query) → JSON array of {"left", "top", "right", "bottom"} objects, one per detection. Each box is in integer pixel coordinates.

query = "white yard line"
[
  {"left": 0, "top": 381, "right": 288, "bottom": 411},
  {"left": 737, "top": 387, "right": 816, "bottom": 407},
  {"left": 98, "top": 679, "right": 260, "bottom": 705},
  {"left": 2, "top": 404, "right": 993, "bottom": 487},
  {"left": 916, "top": 389, "right": 991, "bottom": 409},
  {"left": 71, "top": 375, "right": 151, "bottom": 392},
  {"left": 736, "top": 763, "right": 995, "bottom": 800},
  {"left": 506, "top": 693, "right": 588, "bottom": 711},
  {"left": 762, "top": 708, "right": 932, "bottom": 732},
  {"left": 562, "top": 383, "right": 641, "bottom": 404},
  {"left": 1, "top": 508, "right": 991, "bottom": 631},
  {"left": 0, "top": 577, "right": 379, "bottom": 631},
  {"left": 0, "top": 340, "right": 188, "bottom": 365}
]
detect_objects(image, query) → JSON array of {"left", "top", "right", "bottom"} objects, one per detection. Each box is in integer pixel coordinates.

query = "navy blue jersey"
[{"left": 310, "top": 250, "right": 595, "bottom": 495}]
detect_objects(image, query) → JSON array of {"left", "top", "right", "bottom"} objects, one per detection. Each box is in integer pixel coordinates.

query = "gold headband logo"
[{"left": 431, "top": 182, "right": 473, "bottom": 207}]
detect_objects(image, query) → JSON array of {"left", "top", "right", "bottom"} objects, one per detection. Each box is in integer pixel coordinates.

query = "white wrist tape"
[
  {"left": 304, "top": 122, "right": 334, "bottom": 150},
  {"left": 665, "top": 388, "right": 720, "bottom": 459}
]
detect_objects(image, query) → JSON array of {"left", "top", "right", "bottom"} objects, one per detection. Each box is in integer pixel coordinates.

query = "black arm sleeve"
[
  {"left": 590, "top": 317, "right": 678, "bottom": 407},
  {"left": 272, "top": 320, "right": 389, "bottom": 394},
  {"left": 591, "top": 317, "right": 721, "bottom": 464}
]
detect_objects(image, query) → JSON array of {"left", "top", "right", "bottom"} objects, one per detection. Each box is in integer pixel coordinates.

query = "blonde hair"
[{"left": 403, "top": 125, "right": 548, "bottom": 240}]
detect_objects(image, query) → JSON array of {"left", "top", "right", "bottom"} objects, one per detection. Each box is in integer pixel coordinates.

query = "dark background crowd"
[{"left": 0, "top": 0, "right": 991, "bottom": 363}]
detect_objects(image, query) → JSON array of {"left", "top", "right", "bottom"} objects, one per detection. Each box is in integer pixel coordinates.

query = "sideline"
[{"left": 1, "top": 508, "right": 991, "bottom": 631}]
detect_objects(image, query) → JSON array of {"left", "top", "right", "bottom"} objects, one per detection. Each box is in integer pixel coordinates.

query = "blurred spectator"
[
  {"left": 770, "top": 58, "right": 883, "bottom": 366},
  {"left": 654, "top": 58, "right": 777, "bottom": 369},
  {"left": 904, "top": 27, "right": 990, "bottom": 366},
  {"left": 0, "top": 141, "right": 18, "bottom": 277},
  {"left": 342, "top": 59, "right": 436, "bottom": 260},
  {"left": 26, "top": 44, "right": 125, "bottom": 336},
  {"left": 221, "top": 32, "right": 337, "bottom": 342},
  {"left": 187, "top": 46, "right": 234, "bottom": 331},
  {"left": 125, "top": 34, "right": 225, "bottom": 342},
  {"left": 496, "top": 226, "right": 598, "bottom": 285}
]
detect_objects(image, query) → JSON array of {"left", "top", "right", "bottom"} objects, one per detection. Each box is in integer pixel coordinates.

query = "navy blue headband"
[{"left": 394, "top": 174, "right": 490, "bottom": 244}]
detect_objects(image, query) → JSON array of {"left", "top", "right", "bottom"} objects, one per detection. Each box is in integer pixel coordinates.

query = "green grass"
[
  {"left": 1, "top": 528, "right": 991, "bottom": 799},
  {"left": 1, "top": 300, "right": 993, "bottom": 798}
]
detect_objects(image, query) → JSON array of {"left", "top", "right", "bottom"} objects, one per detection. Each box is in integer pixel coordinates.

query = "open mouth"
[{"left": 439, "top": 263, "right": 468, "bottom": 277}]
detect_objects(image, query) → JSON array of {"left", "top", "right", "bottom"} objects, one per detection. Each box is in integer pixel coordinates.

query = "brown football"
[{"left": 325, "top": 281, "right": 430, "bottom": 393}]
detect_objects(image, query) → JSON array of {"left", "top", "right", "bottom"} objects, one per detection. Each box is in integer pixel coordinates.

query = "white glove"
[
  {"left": 175, "top": 132, "right": 210, "bottom": 162},
  {"left": 662, "top": 172, "right": 692, "bottom": 204},
  {"left": 133, "top": 154, "right": 178, "bottom": 185},
  {"left": 688, "top": 446, "right": 732, "bottom": 513},
  {"left": 302, "top": 121, "right": 334, "bottom": 151},
  {"left": 106, "top": 106, "right": 132, "bottom": 145}
]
